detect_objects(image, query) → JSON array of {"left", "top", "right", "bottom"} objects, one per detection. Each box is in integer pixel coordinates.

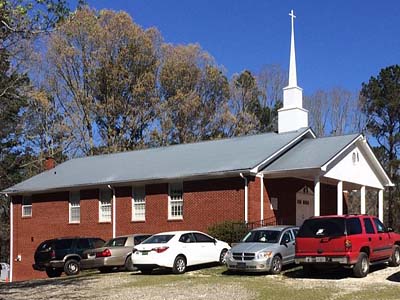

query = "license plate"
[
  {"left": 237, "top": 262, "right": 246, "bottom": 268},
  {"left": 305, "top": 257, "right": 313, "bottom": 262},
  {"left": 141, "top": 252, "right": 148, "bottom": 256},
  {"left": 316, "top": 257, "right": 326, "bottom": 262}
]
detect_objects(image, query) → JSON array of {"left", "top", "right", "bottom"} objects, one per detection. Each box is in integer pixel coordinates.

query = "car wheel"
[
  {"left": 270, "top": 255, "right": 282, "bottom": 275},
  {"left": 389, "top": 245, "right": 400, "bottom": 267},
  {"left": 219, "top": 249, "right": 228, "bottom": 265},
  {"left": 172, "top": 255, "right": 187, "bottom": 274},
  {"left": 45, "top": 268, "right": 62, "bottom": 278},
  {"left": 124, "top": 255, "right": 135, "bottom": 271},
  {"left": 139, "top": 268, "right": 153, "bottom": 275},
  {"left": 64, "top": 259, "right": 80, "bottom": 276},
  {"left": 353, "top": 252, "right": 369, "bottom": 278}
]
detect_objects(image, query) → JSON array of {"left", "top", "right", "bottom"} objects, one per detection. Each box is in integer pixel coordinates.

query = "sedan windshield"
[
  {"left": 241, "top": 230, "right": 280, "bottom": 243},
  {"left": 142, "top": 234, "right": 174, "bottom": 244}
]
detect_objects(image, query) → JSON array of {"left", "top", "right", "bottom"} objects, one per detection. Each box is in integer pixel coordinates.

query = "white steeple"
[{"left": 278, "top": 9, "right": 309, "bottom": 134}]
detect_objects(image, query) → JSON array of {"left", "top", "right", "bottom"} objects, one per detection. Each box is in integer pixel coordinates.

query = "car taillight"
[
  {"left": 345, "top": 239, "right": 352, "bottom": 250},
  {"left": 50, "top": 250, "right": 56, "bottom": 259},
  {"left": 96, "top": 249, "right": 112, "bottom": 258},
  {"left": 152, "top": 246, "right": 169, "bottom": 253}
]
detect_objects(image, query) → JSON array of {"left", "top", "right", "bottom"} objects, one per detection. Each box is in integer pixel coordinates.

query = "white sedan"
[{"left": 132, "top": 231, "right": 230, "bottom": 274}]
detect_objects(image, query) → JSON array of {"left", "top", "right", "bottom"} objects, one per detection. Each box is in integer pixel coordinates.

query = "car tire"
[
  {"left": 64, "top": 259, "right": 80, "bottom": 276},
  {"left": 124, "top": 255, "right": 135, "bottom": 271},
  {"left": 270, "top": 255, "right": 282, "bottom": 275},
  {"left": 389, "top": 245, "right": 400, "bottom": 267},
  {"left": 139, "top": 268, "right": 153, "bottom": 275},
  {"left": 45, "top": 268, "right": 62, "bottom": 278},
  {"left": 219, "top": 249, "right": 228, "bottom": 265},
  {"left": 353, "top": 252, "right": 369, "bottom": 278},
  {"left": 172, "top": 255, "right": 187, "bottom": 274}
]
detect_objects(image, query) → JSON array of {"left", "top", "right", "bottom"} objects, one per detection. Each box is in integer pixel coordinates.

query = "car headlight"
[
  {"left": 256, "top": 251, "right": 273, "bottom": 259},
  {"left": 226, "top": 250, "right": 233, "bottom": 258}
]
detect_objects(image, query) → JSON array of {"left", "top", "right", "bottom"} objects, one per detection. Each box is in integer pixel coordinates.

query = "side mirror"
[
  {"left": 387, "top": 227, "right": 394, "bottom": 233},
  {"left": 281, "top": 238, "right": 290, "bottom": 246}
]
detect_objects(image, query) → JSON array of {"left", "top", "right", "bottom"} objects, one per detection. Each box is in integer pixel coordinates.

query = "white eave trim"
[
  {"left": 321, "top": 135, "right": 394, "bottom": 187},
  {"left": 250, "top": 128, "right": 316, "bottom": 174}
]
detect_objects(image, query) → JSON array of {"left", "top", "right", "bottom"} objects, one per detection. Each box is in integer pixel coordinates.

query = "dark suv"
[
  {"left": 295, "top": 215, "right": 400, "bottom": 277},
  {"left": 33, "top": 237, "right": 105, "bottom": 277}
]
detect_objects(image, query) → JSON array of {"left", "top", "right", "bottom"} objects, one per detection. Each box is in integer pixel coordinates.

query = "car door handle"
[
  {"left": 379, "top": 237, "right": 382, "bottom": 240},
  {"left": 368, "top": 237, "right": 372, "bottom": 242}
]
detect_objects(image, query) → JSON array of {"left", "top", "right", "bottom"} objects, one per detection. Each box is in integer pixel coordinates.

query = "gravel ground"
[{"left": 0, "top": 265, "right": 399, "bottom": 300}]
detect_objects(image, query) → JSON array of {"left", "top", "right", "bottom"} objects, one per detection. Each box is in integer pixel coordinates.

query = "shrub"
[{"left": 207, "top": 220, "right": 249, "bottom": 245}]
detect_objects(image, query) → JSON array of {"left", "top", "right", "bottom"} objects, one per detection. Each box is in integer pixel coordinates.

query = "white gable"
[{"left": 324, "top": 144, "right": 384, "bottom": 189}]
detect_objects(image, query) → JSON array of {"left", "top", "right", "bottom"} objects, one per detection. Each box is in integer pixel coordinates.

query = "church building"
[{"left": 3, "top": 10, "right": 393, "bottom": 281}]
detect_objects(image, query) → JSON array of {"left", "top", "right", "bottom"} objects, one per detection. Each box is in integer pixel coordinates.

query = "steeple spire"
[
  {"left": 278, "top": 9, "right": 308, "bottom": 133},
  {"left": 288, "top": 9, "right": 297, "bottom": 87}
]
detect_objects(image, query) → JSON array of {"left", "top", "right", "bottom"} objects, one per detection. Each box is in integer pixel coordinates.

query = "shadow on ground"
[{"left": 387, "top": 270, "right": 400, "bottom": 283}]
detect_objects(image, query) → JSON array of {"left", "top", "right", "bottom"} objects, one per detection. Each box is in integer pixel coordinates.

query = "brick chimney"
[{"left": 45, "top": 157, "right": 56, "bottom": 170}]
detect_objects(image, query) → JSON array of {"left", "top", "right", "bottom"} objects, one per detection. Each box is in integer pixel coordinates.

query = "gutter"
[
  {"left": 239, "top": 173, "right": 248, "bottom": 223},
  {"left": 107, "top": 185, "right": 116, "bottom": 238},
  {"left": 8, "top": 194, "right": 13, "bottom": 282}
]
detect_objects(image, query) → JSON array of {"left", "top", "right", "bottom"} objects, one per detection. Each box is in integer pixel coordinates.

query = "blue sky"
[{"left": 80, "top": 0, "right": 400, "bottom": 94}]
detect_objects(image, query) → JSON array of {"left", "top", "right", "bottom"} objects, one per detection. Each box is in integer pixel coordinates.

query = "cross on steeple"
[{"left": 288, "top": 9, "right": 297, "bottom": 87}]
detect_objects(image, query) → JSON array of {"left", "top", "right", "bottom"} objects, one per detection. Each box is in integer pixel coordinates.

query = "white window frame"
[
  {"left": 132, "top": 186, "right": 146, "bottom": 221},
  {"left": 22, "top": 196, "right": 32, "bottom": 217},
  {"left": 69, "top": 191, "right": 80, "bottom": 223},
  {"left": 168, "top": 182, "right": 183, "bottom": 220},
  {"left": 99, "top": 189, "right": 112, "bottom": 222}
]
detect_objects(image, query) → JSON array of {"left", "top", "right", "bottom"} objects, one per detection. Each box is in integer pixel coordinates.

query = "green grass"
[{"left": 71, "top": 265, "right": 400, "bottom": 300}]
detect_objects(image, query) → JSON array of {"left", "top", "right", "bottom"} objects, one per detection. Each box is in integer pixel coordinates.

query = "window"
[
  {"left": 54, "top": 239, "right": 73, "bottom": 250},
  {"left": 281, "top": 231, "right": 294, "bottom": 244},
  {"left": 132, "top": 186, "right": 146, "bottom": 221},
  {"left": 69, "top": 191, "right": 80, "bottom": 223},
  {"left": 99, "top": 189, "right": 112, "bottom": 222},
  {"left": 373, "top": 218, "right": 386, "bottom": 233},
  {"left": 92, "top": 238, "right": 105, "bottom": 248},
  {"left": 179, "top": 233, "right": 196, "bottom": 243},
  {"left": 168, "top": 182, "right": 183, "bottom": 219},
  {"left": 346, "top": 218, "right": 362, "bottom": 235},
  {"left": 77, "top": 238, "right": 90, "bottom": 249},
  {"left": 193, "top": 233, "right": 214, "bottom": 243},
  {"left": 22, "top": 196, "right": 32, "bottom": 217},
  {"left": 104, "top": 237, "right": 127, "bottom": 247},
  {"left": 364, "top": 218, "right": 375, "bottom": 234}
]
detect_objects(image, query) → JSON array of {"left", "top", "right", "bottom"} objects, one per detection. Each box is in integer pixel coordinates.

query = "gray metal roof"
[
  {"left": 4, "top": 128, "right": 309, "bottom": 194},
  {"left": 263, "top": 133, "right": 361, "bottom": 172}
]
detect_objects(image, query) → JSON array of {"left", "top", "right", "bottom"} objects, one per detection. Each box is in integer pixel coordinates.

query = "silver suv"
[{"left": 226, "top": 225, "right": 298, "bottom": 274}]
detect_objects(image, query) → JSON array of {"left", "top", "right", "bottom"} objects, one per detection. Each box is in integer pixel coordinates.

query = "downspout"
[
  {"left": 107, "top": 185, "right": 116, "bottom": 238},
  {"left": 8, "top": 194, "right": 13, "bottom": 282},
  {"left": 260, "top": 174, "right": 264, "bottom": 221},
  {"left": 239, "top": 173, "right": 248, "bottom": 223}
]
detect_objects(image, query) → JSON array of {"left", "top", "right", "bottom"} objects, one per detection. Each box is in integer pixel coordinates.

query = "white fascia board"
[
  {"left": 321, "top": 135, "right": 363, "bottom": 172},
  {"left": 250, "top": 128, "right": 316, "bottom": 174},
  {"left": 362, "top": 139, "right": 394, "bottom": 187}
]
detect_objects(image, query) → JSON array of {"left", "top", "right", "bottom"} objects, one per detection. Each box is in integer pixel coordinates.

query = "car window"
[
  {"left": 54, "top": 239, "right": 73, "bottom": 250},
  {"left": 297, "top": 218, "right": 345, "bottom": 238},
  {"left": 179, "top": 233, "right": 196, "bottom": 243},
  {"left": 281, "top": 231, "right": 293, "bottom": 243},
  {"left": 292, "top": 229, "right": 299, "bottom": 237},
  {"left": 134, "top": 235, "right": 151, "bottom": 245},
  {"left": 77, "top": 239, "right": 90, "bottom": 249},
  {"left": 38, "top": 240, "right": 54, "bottom": 250},
  {"left": 373, "top": 218, "right": 386, "bottom": 233},
  {"left": 346, "top": 218, "right": 362, "bottom": 235},
  {"left": 363, "top": 218, "right": 375, "bottom": 234},
  {"left": 142, "top": 234, "right": 174, "bottom": 244},
  {"left": 241, "top": 230, "right": 280, "bottom": 243},
  {"left": 105, "top": 237, "right": 127, "bottom": 247},
  {"left": 92, "top": 239, "right": 105, "bottom": 248},
  {"left": 193, "top": 233, "right": 214, "bottom": 243}
]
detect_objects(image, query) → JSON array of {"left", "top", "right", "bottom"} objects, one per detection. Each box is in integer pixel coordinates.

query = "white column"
[
  {"left": 9, "top": 196, "right": 13, "bottom": 282},
  {"left": 360, "top": 186, "right": 366, "bottom": 214},
  {"left": 260, "top": 174, "right": 264, "bottom": 221},
  {"left": 337, "top": 181, "right": 343, "bottom": 215},
  {"left": 314, "top": 175, "right": 320, "bottom": 216},
  {"left": 378, "top": 189, "right": 384, "bottom": 222}
]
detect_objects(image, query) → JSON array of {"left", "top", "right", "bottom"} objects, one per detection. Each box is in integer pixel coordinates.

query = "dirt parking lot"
[{"left": 1, "top": 264, "right": 400, "bottom": 300}]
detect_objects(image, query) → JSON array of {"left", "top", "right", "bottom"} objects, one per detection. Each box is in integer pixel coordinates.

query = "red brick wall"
[{"left": 11, "top": 177, "right": 245, "bottom": 281}]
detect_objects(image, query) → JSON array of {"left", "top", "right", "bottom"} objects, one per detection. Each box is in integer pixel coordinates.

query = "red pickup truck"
[{"left": 295, "top": 215, "right": 400, "bottom": 277}]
